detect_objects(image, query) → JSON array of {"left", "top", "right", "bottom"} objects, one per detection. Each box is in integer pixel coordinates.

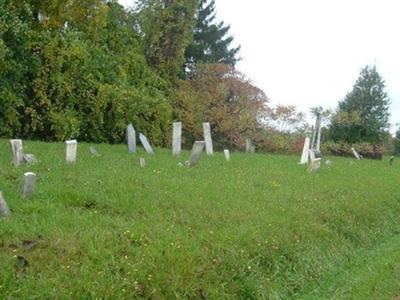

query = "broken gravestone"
[
  {"left": 139, "top": 133, "right": 155, "bottom": 155},
  {"left": 187, "top": 141, "right": 205, "bottom": 167},
  {"left": 0, "top": 191, "right": 11, "bottom": 217}
]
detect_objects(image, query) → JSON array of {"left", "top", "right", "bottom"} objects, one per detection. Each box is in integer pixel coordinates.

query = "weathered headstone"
[
  {"left": 245, "top": 139, "right": 252, "bottom": 154},
  {"left": 65, "top": 140, "right": 77, "bottom": 163},
  {"left": 187, "top": 141, "right": 205, "bottom": 167},
  {"left": 127, "top": 124, "right": 136, "bottom": 153},
  {"left": 202, "top": 122, "right": 213, "bottom": 155},
  {"left": 172, "top": 122, "right": 182, "bottom": 156},
  {"left": 0, "top": 191, "right": 11, "bottom": 218},
  {"left": 308, "top": 158, "right": 321, "bottom": 174},
  {"left": 139, "top": 157, "right": 146, "bottom": 168},
  {"left": 224, "top": 149, "right": 230, "bottom": 161},
  {"left": 309, "top": 149, "right": 316, "bottom": 162},
  {"left": 10, "top": 139, "right": 24, "bottom": 166},
  {"left": 89, "top": 146, "right": 100, "bottom": 157},
  {"left": 299, "top": 137, "right": 310, "bottom": 165},
  {"left": 23, "top": 154, "right": 38, "bottom": 164},
  {"left": 22, "top": 172, "right": 36, "bottom": 198},
  {"left": 389, "top": 156, "right": 395, "bottom": 166},
  {"left": 139, "top": 133, "right": 155, "bottom": 155},
  {"left": 351, "top": 147, "right": 361, "bottom": 160}
]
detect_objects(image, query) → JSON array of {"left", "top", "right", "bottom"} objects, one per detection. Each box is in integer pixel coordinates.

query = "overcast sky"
[{"left": 119, "top": 0, "right": 400, "bottom": 131}]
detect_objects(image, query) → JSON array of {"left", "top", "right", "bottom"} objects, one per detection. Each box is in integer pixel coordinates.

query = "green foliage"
[
  {"left": 322, "top": 141, "right": 385, "bottom": 159},
  {"left": 393, "top": 128, "right": 400, "bottom": 156},
  {"left": 1, "top": 140, "right": 400, "bottom": 298},
  {"left": 329, "top": 65, "right": 390, "bottom": 144},
  {"left": 184, "top": 0, "right": 240, "bottom": 73}
]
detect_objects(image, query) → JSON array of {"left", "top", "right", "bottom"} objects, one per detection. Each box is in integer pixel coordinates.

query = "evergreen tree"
[
  {"left": 329, "top": 65, "right": 390, "bottom": 144},
  {"left": 184, "top": 0, "right": 240, "bottom": 73}
]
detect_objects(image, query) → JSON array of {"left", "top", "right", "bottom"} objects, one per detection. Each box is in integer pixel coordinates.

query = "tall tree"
[
  {"left": 329, "top": 65, "right": 390, "bottom": 144},
  {"left": 184, "top": 0, "right": 240, "bottom": 73}
]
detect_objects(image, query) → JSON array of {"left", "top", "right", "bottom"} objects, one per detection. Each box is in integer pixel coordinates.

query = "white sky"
[{"left": 119, "top": 0, "right": 400, "bottom": 131}]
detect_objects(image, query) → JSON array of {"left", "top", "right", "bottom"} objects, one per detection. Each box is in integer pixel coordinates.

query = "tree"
[
  {"left": 329, "top": 65, "right": 390, "bottom": 144},
  {"left": 393, "top": 127, "right": 400, "bottom": 155},
  {"left": 184, "top": 0, "right": 240, "bottom": 73}
]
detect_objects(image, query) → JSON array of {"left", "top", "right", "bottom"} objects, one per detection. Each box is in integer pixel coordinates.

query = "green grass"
[{"left": 1, "top": 139, "right": 400, "bottom": 299}]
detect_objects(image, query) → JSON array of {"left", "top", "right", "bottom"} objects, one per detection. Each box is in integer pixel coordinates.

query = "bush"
[{"left": 322, "top": 141, "right": 384, "bottom": 159}]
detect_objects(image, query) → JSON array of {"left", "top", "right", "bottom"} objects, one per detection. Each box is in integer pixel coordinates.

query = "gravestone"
[
  {"left": 65, "top": 140, "right": 77, "bottom": 163},
  {"left": 0, "top": 191, "right": 11, "bottom": 218},
  {"left": 245, "top": 139, "right": 252, "bottom": 153},
  {"left": 10, "top": 139, "right": 24, "bottom": 166},
  {"left": 299, "top": 137, "right": 310, "bottom": 165},
  {"left": 139, "top": 157, "right": 146, "bottom": 168},
  {"left": 202, "top": 122, "right": 213, "bottom": 155},
  {"left": 351, "top": 147, "right": 361, "bottom": 160},
  {"left": 308, "top": 158, "right": 321, "bottom": 174},
  {"left": 325, "top": 159, "right": 333, "bottom": 166},
  {"left": 187, "top": 141, "right": 205, "bottom": 167},
  {"left": 389, "top": 156, "right": 394, "bottom": 166},
  {"left": 139, "top": 133, "right": 155, "bottom": 155},
  {"left": 89, "top": 146, "right": 100, "bottom": 157},
  {"left": 127, "top": 124, "right": 136, "bottom": 153},
  {"left": 23, "top": 154, "right": 38, "bottom": 164},
  {"left": 172, "top": 122, "right": 182, "bottom": 156},
  {"left": 22, "top": 172, "right": 36, "bottom": 198},
  {"left": 309, "top": 149, "right": 316, "bottom": 162},
  {"left": 224, "top": 149, "right": 230, "bottom": 161}
]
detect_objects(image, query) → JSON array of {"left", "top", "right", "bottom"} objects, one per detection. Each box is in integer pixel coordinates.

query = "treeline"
[{"left": 1, "top": 0, "right": 263, "bottom": 149}]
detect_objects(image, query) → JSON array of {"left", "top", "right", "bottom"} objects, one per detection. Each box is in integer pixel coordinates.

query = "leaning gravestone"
[
  {"left": 65, "top": 140, "right": 77, "bottom": 163},
  {"left": 187, "top": 141, "right": 205, "bottom": 167},
  {"left": 22, "top": 172, "right": 36, "bottom": 198},
  {"left": 10, "top": 139, "right": 25, "bottom": 166},
  {"left": 0, "top": 191, "right": 11, "bottom": 218},
  {"left": 172, "top": 122, "right": 182, "bottom": 156},
  {"left": 351, "top": 147, "right": 361, "bottom": 160},
  {"left": 139, "top": 157, "right": 146, "bottom": 168},
  {"left": 224, "top": 149, "right": 230, "bottom": 161},
  {"left": 23, "top": 154, "right": 38, "bottom": 164},
  {"left": 299, "top": 137, "right": 310, "bottom": 165},
  {"left": 139, "top": 133, "right": 155, "bottom": 155},
  {"left": 202, "top": 122, "right": 213, "bottom": 155},
  {"left": 89, "top": 146, "right": 100, "bottom": 157},
  {"left": 127, "top": 124, "right": 136, "bottom": 153}
]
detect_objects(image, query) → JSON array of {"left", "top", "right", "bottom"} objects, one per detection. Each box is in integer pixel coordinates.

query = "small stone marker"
[
  {"left": 65, "top": 140, "right": 77, "bottom": 163},
  {"left": 22, "top": 172, "right": 36, "bottom": 198},
  {"left": 245, "top": 139, "right": 252, "bottom": 153},
  {"left": 351, "top": 147, "right": 361, "bottom": 160},
  {"left": 0, "top": 191, "right": 11, "bottom": 218},
  {"left": 389, "top": 156, "right": 395, "bottom": 166},
  {"left": 325, "top": 159, "right": 333, "bottom": 166},
  {"left": 299, "top": 137, "right": 310, "bottom": 165},
  {"left": 139, "top": 157, "right": 146, "bottom": 168},
  {"left": 139, "top": 133, "right": 155, "bottom": 155},
  {"left": 10, "top": 139, "right": 24, "bottom": 166},
  {"left": 224, "top": 149, "right": 230, "bottom": 161},
  {"left": 23, "top": 154, "right": 38, "bottom": 164},
  {"left": 202, "top": 122, "right": 213, "bottom": 155},
  {"left": 188, "top": 141, "right": 205, "bottom": 167},
  {"left": 89, "top": 146, "right": 100, "bottom": 157},
  {"left": 308, "top": 158, "right": 321, "bottom": 174},
  {"left": 172, "top": 122, "right": 182, "bottom": 156},
  {"left": 127, "top": 123, "right": 136, "bottom": 153}
]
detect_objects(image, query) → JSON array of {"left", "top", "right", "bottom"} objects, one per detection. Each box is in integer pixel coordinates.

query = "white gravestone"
[
  {"left": 23, "top": 154, "right": 38, "bottom": 164},
  {"left": 65, "top": 140, "right": 77, "bottom": 163},
  {"left": 308, "top": 158, "right": 321, "bottom": 174},
  {"left": 224, "top": 149, "right": 230, "bottom": 161},
  {"left": 127, "top": 124, "right": 136, "bottom": 153},
  {"left": 22, "top": 172, "right": 36, "bottom": 198},
  {"left": 172, "top": 122, "right": 182, "bottom": 156},
  {"left": 0, "top": 191, "right": 11, "bottom": 217},
  {"left": 202, "top": 122, "right": 213, "bottom": 155},
  {"left": 309, "top": 149, "right": 316, "bottom": 162},
  {"left": 139, "top": 157, "right": 146, "bottom": 168},
  {"left": 351, "top": 147, "right": 361, "bottom": 160},
  {"left": 299, "top": 137, "right": 310, "bottom": 165},
  {"left": 10, "top": 139, "right": 24, "bottom": 166},
  {"left": 187, "top": 141, "right": 205, "bottom": 167},
  {"left": 245, "top": 139, "right": 252, "bottom": 153},
  {"left": 139, "top": 133, "right": 155, "bottom": 155}
]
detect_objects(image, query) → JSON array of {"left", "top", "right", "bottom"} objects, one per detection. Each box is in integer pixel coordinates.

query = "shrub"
[{"left": 322, "top": 141, "right": 384, "bottom": 159}]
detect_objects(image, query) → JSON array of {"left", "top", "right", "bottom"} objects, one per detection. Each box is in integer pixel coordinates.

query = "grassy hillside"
[{"left": 1, "top": 140, "right": 400, "bottom": 299}]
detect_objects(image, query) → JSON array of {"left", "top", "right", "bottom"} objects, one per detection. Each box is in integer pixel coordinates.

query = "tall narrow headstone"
[
  {"left": 22, "top": 172, "right": 36, "bottom": 198},
  {"left": 224, "top": 149, "right": 230, "bottom": 161},
  {"left": 0, "top": 191, "right": 11, "bottom": 217},
  {"left": 172, "top": 122, "right": 182, "bottom": 156},
  {"left": 351, "top": 147, "right": 361, "bottom": 160},
  {"left": 65, "top": 140, "right": 77, "bottom": 163},
  {"left": 245, "top": 139, "right": 253, "bottom": 153},
  {"left": 127, "top": 124, "right": 136, "bottom": 153},
  {"left": 10, "top": 139, "right": 24, "bottom": 166},
  {"left": 299, "top": 137, "right": 310, "bottom": 165},
  {"left": 139, "top": 133, "right": 155, "bottom": 155},
  {"left": 202, "top": 122, "right": 213, "bottom": 155},
  {"left": 187, "top": 141, "right": 205, "bottom": 167},
  {"left": 139, "top": 157, "right": 146, "bottom": 168}
]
